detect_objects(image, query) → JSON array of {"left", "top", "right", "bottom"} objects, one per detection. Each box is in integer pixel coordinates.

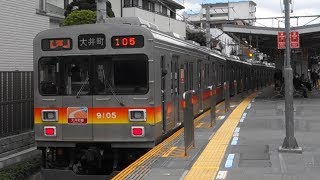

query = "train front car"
[{"left": 33, "top": 22, "right": 158, "bottom": 177}]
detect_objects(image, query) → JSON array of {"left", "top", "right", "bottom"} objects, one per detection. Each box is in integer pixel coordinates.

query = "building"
[
  {"left": 0, "top": 0, "right": 52, "bottom": 71},
  {"left": 187, "top": 1, "right": 256, "bottom": 29},
  {"left": 38, "top": 0, "right": 70, "bottom": 28},
  {"left": 185, "top": 1, "right": 257, "bottom": 57},
  {"left": 109, "top": 0, "right": 186, "bottom": 38}
]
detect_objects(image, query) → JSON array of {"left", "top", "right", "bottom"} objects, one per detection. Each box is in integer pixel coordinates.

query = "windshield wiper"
[
  {"left": 76, "top": 77, "right": 89, "bottom": 98},
  {"left": 105, "top": 80, "right": 125, "bottom": 107}
]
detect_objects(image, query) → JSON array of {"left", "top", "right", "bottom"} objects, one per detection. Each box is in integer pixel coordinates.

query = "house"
[{"left": 109, "top": 0, "right": 186, "bottom": 38}]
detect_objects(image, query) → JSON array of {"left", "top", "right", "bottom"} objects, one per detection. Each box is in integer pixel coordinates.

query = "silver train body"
[{"left": 33, "top": 17, "right": 274, "bottom": 177}]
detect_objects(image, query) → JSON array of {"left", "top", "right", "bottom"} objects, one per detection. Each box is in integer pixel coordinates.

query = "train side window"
[
  {"left": 204, "top": 64, "right": 209, "bottom": 87},
  {"left": 184, "top": 63, "right": 188, "bottom": 91},
  {"left": 211, "top": 62, "right": 215, "bottom": 85},
  {"left": 221, "top": 65, "right": 224, "bottom": 84},
  {"left": 188, "top": 62, "right": 194, "bottom": 90}
]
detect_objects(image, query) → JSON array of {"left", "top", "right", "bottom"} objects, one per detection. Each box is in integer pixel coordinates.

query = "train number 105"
[{"left": 96, "top": 112, "right": 117, "bottom": 119}]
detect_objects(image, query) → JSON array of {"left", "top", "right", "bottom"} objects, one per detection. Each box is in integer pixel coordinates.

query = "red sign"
[
  {"left": 278, "top": 32, "right": 286, "bottom": 49},
  {"left": 278, "top": 31, "right": 300, "bottom": 49},
  {"left": 290, "top": 31, "right": 300, "bottom": 49}
]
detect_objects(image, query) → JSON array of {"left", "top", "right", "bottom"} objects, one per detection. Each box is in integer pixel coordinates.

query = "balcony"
[{"left": 123, "top": 6, "right": 186, "bottom": 38}]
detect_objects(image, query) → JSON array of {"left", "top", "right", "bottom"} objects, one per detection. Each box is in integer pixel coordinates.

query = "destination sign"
[
  {"left": 42, "top": 38, "right": 72, "bottom": 51},
  {"left": 111, "top": 35, "right": 144, "bottom": 49},
  {"left": 78, "top": 34, "right": 106, "bottom": 50}
]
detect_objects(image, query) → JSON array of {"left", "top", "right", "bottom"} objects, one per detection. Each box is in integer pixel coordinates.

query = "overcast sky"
[{"left": 175, "top": 0, "right": 320, "bottom": 27}]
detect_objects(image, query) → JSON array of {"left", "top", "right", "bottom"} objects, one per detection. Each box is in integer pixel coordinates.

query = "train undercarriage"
[{"left": 40, "top": 144, "right": 149, "bottom": 177}]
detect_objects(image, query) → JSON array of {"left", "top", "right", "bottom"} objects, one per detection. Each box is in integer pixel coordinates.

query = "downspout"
[{"left": 121, "top": 0, "right": 123, "bottom": 17}]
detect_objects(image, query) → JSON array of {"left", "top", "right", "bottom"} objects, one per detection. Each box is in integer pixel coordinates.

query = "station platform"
[{"left": 112, "top": 86, "right": 320, "bottom": 180}]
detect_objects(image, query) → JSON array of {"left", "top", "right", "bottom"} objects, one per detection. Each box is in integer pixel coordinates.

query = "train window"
[
  {"left": 184, "top": 63, "right": 188, "bottom": 90},
  {"left": 212, "top": 62, "right": 216, "bottom": 85},
  {"left": 188, "top": 62, "right": 194, "bottom": 90},
  {"left": 94, "top": 54, "right": 148, "bottom": 95},
  {"left": 39, "top": 57, "right": 59, "bottom": 95},
  {"left": 205, "top": 64, "right": 210, "bottom": 87},
  {"left": 63, "top": 57, "right": 90, "bottom": 96}
]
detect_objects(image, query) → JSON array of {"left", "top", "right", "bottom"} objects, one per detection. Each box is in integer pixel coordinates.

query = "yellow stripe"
[
  {"left": 184, "top": 93, "right": 256, "bottom": 180},
  {"left": 162, "top": 147, "right": 178, "bottom": 157},
  {"left": 112, "top": 128, "right": 183, "bottom": 180}
]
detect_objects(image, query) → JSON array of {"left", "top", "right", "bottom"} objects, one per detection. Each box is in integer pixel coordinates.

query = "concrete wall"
[
  {"left": 0, "top": 131, "right": 35, "bottom": 159},
  {"left": 0, "top": 0, "right": 49, "bottom": 71}
]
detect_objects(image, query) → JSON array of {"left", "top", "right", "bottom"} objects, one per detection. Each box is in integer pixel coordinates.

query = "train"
[{"left": 33, "top": 17, "right": 274, "bottom": 178}]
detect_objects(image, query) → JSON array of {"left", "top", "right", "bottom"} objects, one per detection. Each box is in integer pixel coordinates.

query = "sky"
[{"left": 174, "top": 0, "right": 320, "bottom": 27}]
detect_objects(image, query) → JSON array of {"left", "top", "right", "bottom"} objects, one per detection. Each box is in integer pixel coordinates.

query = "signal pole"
[
  {"left": 279, "top": 0, "right": 302, "bottom": 153},
  {"left": 206, "top": 5, "right": 211, "bottom": 48}
]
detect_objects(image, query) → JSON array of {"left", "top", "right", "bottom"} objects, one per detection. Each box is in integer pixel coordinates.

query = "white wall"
[
  {"left": 123, "top": 7, "right": 186, "bottom": 38},
  {"left": 188, "top": 2, "right": 255, "bottom": 25},
  {"left": 0, "top": 0, "right": 49, "bottom": 71},
  {"left": 210, "top": 28, "right": 238, "bottom": 56},
  {"left": 47, "top": 0, "right": 64, "bottom": 8},
  {"left": 109, "top": 0, "right": 122, "bottom": 17}
]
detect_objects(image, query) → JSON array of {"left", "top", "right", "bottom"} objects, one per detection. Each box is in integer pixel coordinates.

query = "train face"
[{"left": 34, "top": 24, "right": 160, "bottom": 148}]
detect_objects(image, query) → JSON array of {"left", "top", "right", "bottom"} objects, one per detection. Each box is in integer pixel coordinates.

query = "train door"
[
  {"left": 171, "top": 56, "right": 180, "bottom": 126},
  {"left": 161, "top": 56, "right": 167, "bottom": 133},
  {"left": 197, "top": 60, "right": 203, "bottom": 112},
  {"left": 61, "top": 56, "right": 93, "bottom": 140}
]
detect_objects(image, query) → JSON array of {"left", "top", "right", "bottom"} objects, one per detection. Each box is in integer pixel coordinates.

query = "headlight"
[
  {"left": 128, "top": 109, "right": 146, "bottom": 122},
  {"left": 42, "top": 110, "right": 58, "bottom": 122}
]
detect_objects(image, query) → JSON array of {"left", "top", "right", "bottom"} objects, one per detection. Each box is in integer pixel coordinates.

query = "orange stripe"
[{"left": 35, "top": 107, "right": 161, "bottom": 125}]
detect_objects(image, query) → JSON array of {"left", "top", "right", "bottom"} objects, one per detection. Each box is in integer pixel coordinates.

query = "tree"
[
  {"left": 65, "top": 0, "right": 115, "bottom": 17},
  {"left": 186, "top": 31, "right": 206, "bottom": 46},
  {"left": 63, "top": 10, "right": 96, "bottom": 26}
]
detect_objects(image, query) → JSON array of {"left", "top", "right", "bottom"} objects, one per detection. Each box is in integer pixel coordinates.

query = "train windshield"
[{"left": 38, "top": 54, "right": 148, "bottom": 96}]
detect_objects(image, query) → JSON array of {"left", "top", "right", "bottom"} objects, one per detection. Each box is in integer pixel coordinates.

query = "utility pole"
[
  {"left": 279, "top": 0, "right": 302, "bottom": 153},
  {"left": 206, "top": 5, "right": 211, "bottom": 48},
  {"left": 96, "top": 0, "right": 108, "bottom": 23}
]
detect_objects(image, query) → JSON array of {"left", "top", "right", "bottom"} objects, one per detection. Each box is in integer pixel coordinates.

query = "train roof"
[{"left": 34, "top": 17, "right": 274, "bottom": 68}]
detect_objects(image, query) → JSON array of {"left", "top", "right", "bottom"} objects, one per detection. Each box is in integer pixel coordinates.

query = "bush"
[
  {"left": 0, "top": 157, "right": 41, "bottom": 180},
  {"left": 63, "top": 10, "right": 96, "bottom": 26}
]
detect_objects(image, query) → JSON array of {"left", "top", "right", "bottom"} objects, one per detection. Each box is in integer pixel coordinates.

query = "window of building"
[
  {"left": 124, "top": 0, "right": 139, "bottom": 7},
  {"left": 124, "top": 0, "right": 130, "bottom": 7},
  {"left": 170, "top": 11, "right": 176, "bottom": 19},
  {"left": 149, "top": 2, "right": 155, "bottom": 12},
  {"left": 133, "top": 0, "right": 138, "bottom": 7},
  {"left": 142, "top": 0, "right": 149, "bottom": 10},
  {"left": 162, "top": 6, "right": 167, "bottom": 16}
]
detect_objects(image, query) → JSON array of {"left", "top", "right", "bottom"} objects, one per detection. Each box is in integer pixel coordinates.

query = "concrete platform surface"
[{"left": 220, "top": 86, "right": 320, "bottom": 180}]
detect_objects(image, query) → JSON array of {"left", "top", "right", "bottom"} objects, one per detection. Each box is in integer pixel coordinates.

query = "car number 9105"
[{"left": 96, "top": 112, "right": 117, "bottom": 119}]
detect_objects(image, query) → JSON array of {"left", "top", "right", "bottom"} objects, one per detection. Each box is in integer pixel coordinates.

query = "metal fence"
[{"left": 0, "top": 71, "right": 34, "bottom": 138}]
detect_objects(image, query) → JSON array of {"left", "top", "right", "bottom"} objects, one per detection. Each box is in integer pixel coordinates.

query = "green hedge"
[
  {"left": 0, "top": 157, "right": 41, "bottom": 180},
  {"left": 63, "top": 10, "right": 96, "bottom": 26}
]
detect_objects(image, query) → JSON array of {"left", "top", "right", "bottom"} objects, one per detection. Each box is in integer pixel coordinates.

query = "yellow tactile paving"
[
  {"left": 112, "top": 100, "right": 230, "bottom": 180},
  {"left": 184, "top": 93, "right": 257, "bottom": 180},
  {"left": 162, "top": 146, "right": 177, "bottom": 157}
]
